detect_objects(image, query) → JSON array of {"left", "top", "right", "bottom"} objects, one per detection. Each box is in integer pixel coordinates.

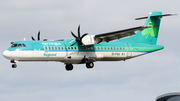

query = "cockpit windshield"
[
  {"left": 11, "top": 43, "right": 26, "bottom": 47},
  {"left": 11, "top": 44, "right": 18, "bottom": 47}
]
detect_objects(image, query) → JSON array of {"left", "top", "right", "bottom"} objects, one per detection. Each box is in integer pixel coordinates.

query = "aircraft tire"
[
  {"left": 86, "top": 62, "right": 94, "bottom": 69},
  {"left": 12, "top": 64, "right": 17, "bottom": 68},
  {"left": 65, "top": 64, "right": 73, "bottom": 71}
]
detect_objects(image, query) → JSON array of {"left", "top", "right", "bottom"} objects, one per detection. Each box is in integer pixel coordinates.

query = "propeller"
[
  {"left": 31, "top": 30, "right": 41, "bottom": 41},
  {"left": 70, "top": 25, "right": 88, "bottom": 46}
]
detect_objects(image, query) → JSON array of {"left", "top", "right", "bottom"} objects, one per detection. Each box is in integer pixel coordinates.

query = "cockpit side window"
[
  {"left": 22, "top": 44, "right": 26, "bottom": 47},
  {"left": 18, "top": 44, "right": 22, "bottom": 47},
  {"left": 11, "top": 44, "right": 18, "bottom": 47}
]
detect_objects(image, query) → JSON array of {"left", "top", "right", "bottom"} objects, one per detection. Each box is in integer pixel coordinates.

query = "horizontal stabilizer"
[{"left": 135, "top": 14, "right": 177, "bottom": 20}]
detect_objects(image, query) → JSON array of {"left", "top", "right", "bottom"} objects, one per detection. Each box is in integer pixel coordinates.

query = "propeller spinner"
[{"left": 70, "top": 25, "right": 88, "bottom": 46}]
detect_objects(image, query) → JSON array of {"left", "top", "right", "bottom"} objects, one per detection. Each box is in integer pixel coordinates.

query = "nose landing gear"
[
  {"left": 12, "top": 64, "right": 17, "bottom": 68},
  {"left": 11, "top": 60, "right": 17, "bottom": 68}
]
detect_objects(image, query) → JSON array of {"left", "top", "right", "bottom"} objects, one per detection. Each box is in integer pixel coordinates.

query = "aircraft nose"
[{"left": 3, "top": 50, "right": 11, "bottom": 59}]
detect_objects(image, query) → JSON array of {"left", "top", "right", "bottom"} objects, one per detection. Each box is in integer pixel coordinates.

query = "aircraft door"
[
  {"left": 31, "top": 42, "right": 42, "bottom": 56},
  {"left": 65, "top": 45, "right": 69, "bottom": 56},
  {"left": 124, "top": 43, "right": 132, "bottom": 57}
]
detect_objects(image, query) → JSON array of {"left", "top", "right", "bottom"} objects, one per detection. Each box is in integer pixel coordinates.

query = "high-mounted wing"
[
  {"left": 72, "top": 25, "right": 151, "bottom": 46},
  {"left": 94, "top": 26, "right": 150, "bottom": 43}
]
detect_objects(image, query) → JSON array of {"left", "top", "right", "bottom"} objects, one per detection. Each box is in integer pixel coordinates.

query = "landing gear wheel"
[
  {"left": 12, "top": 64, "right": 17, "bottom": 68},
  {"left": 86, "top": 62, "right": 94, "bottom": 69},
  {"left": 65, "top": 64, "right": 73, "bottom": 71}
]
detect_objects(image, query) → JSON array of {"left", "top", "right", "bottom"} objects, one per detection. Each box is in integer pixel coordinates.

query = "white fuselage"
[{"left": 3, "top": 49, "right": 147, "bottom": 64}]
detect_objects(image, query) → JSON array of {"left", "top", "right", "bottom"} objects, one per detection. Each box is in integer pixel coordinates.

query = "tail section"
[
  {"left": 137, "top": 11, "right": 162, "bottom": 45},
  {"left": 123, "top": 11, "right": 175, "bottom": 45}
]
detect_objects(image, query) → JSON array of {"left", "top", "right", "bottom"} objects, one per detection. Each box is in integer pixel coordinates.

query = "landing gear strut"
[
  {"left": 12, "top": 64, "right": 17, "bottom": 68},
  {"left": 86, "top": 62, "right": 94, "bottom": 69},
  {"left": 65, "top": 64, "right": 73, "bottom": 71}
]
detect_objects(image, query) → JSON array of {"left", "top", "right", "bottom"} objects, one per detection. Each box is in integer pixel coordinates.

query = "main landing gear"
[
  {"left": 65, "top": 64, "right": 73, "bottom": 71},
  {"left": 65, "top": 62, "right": 94, "bottom": 71},
  {"left": 86, "top": 62, "right": 94, "bottom": 69}
]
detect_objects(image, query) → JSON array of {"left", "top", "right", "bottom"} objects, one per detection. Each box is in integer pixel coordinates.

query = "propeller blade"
[
  {"left": 71, "top": 31, "right": 78, "bottom": 39},
  {"left": 78, "top": 24, "right": 81, "bottom": 38},
  {"left": 38, "top": 30, "right": 41, "bottom": 40},
  {"left": 70, "top": 42, "right": 77, "bottom": 46},
  {"left": 70, "top": 24, "right": 86, "bottom": 46},
  {"left": 31, "top": 35, "right": 35, "bottom": 41},
  {"left": 80, "top": 33, "right": 88, "bottom": 40}
]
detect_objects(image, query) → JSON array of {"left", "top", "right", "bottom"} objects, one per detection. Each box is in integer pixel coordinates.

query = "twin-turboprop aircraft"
[{"left": 3, "top": 11, "right": 175, "bottom": 71}]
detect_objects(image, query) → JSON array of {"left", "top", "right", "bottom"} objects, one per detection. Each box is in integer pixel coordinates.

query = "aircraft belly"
[
  {"left": 95, "top": 52, "right": 148, "bottom": 61},
  {"left": 131, "top": 52, "right": 147, "bottom": 57},
  {"left": 95, "top": 52, "right": 126, "bottom": 61},
  {"left": 79, "top": 52, "right": 98, "bottom": 59}
]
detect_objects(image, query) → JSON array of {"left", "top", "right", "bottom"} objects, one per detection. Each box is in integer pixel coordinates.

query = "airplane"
[{"left": 3, "top": 11, "right": 176, "bottom": 71}]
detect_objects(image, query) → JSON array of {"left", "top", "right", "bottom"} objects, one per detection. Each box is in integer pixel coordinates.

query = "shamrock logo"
[{"left": 142, "top": 21, "right": 157, "bottom": 39}]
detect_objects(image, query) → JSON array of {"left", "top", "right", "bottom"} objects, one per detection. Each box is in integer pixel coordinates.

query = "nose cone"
[{"left": 3, "top": 50, "right": 11, "bottom": 59}]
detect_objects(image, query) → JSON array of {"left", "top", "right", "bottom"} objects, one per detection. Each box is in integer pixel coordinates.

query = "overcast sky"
[{"left": 0, "top": 0, "right": 180, "bottom": 101}]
